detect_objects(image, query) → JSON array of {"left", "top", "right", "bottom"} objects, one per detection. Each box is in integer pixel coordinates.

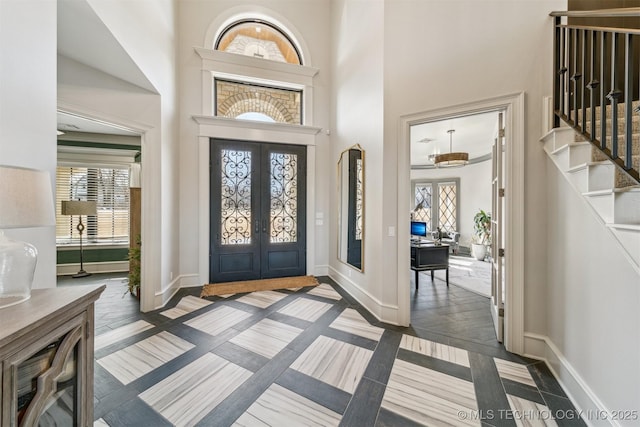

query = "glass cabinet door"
[{"left": 11, "top": 323, "right": 83, "bottom": 426}]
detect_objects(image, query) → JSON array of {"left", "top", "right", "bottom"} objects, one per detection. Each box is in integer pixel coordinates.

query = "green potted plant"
[
  {"left": 472, "top": 209, "right": 491, "bottom": 261},
  {"left": 126, "top": 235, "right": 141, "bottom": 297}
]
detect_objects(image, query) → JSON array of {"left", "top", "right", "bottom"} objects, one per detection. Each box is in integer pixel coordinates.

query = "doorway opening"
[
  {"left": 398, "top": 93, "right": 525, "bottom": 354},
  {"left": 409, "top": 110, "right": 503, "bottom": 347}
]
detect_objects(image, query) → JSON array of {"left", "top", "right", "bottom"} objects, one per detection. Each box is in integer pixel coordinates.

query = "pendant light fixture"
[{"left": 434, "top": 129, "right": 469, "bottom": 167}]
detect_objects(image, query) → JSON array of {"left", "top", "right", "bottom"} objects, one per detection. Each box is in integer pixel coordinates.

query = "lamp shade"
[
  {"left": 0, "top": 165, "right": 55, "bottom": 308},
  {"left": 0, "top": 165, "right": 55, "bottom": 228},
  {"left": 433, "top": 129, "right": 469, "bottom": 168},
  {"left": 61, "top": 200, "right": 97, "bottom": 216}
]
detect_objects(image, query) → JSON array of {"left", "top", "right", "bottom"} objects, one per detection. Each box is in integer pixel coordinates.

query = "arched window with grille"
[{"left": 213, "top": 20, "right": 304, "bottom": 125}]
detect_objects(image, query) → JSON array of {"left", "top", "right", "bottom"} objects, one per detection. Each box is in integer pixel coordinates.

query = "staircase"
[{"left": 542, "top": 125, "right": 640, "bottom": 271}]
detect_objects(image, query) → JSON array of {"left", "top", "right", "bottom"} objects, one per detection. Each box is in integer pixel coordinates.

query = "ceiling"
[
  {"left": 57, "top": 0, "right": 155, "bottom": 93},
  {"left": 410, "top": 111, "right": 499, "bottom": 167},
  {"left": 57, "top": 0, "right": 153, "bottom": 137},
  {"left": 57, "top": 112, "right": 140, "bottom": 137}
]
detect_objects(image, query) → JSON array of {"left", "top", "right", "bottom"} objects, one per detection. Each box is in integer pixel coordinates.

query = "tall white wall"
[
  {"left": 58, "top": 0, "right": 178, "bottom": 310},
  {"left": 411, "top": 160, "right": 492, "bottom": 248},
  {"left": 380, "top": 0, "right": 565, "bottom": 330},
  {"left": 545, "top": 162, "right": 640, "bottom": 418},
  {"left": 329, "top": 0, "right": 386, "bottom": 317},
  {"left": 0, "top": 0, "right": 57, "bottom": 289},
  {"left": 177, "top": 0, "right": 332, "bottom": 283}
]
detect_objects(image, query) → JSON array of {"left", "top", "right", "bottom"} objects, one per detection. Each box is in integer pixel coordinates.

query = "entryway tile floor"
[{"left": 56, "top": 273, "right": 585, "bottom": 426}]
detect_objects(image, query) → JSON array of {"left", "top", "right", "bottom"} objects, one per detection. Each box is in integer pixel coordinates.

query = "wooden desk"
[{"left": 410, "top": 243, "right": 449, "bottom": 289}]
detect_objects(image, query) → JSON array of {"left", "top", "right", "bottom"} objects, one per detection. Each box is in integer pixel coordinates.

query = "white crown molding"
[{"left": 195, "top": 47, "right": 318, "bottom": 80}]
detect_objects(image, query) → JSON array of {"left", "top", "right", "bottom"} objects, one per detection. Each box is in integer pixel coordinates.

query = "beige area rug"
[
  {"left": 200, "top": 275, "right": 318, "bottom": 298},
  {"left": 428, "top": 255, "right": 492, "bottom": 298}
]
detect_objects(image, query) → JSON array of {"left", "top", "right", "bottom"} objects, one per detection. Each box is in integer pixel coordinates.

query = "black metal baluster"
[
  {"left": 623, "top": 33, "right": 633, "bottom": 170},
  {"left": 580, "top": 29, "right": 587, "bottom": 132},
  {"left": 568, "top": 28, "right": 574, "bottom": 123},
  {"left": 553, "top": 17, "right": 561, "bottom": 127},
  {"left": 570, "top": 28, "right": 582, "bottom": 127},
  {"left": 587, "top": 30, "right": 599, "bottom": 141},
  {"left": 608, "top": 32, "right": 622, "bottom": 159},
  {"left": 560, "top": 25, "right": 568, "bottom": 120},
  {"left": 600, "top": 31, "right": 608, "bottom": 151}
]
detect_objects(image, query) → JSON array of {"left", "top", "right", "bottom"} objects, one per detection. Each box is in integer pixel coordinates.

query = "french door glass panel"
[
  {"left": 210, "top": 140, "right": 306, "bottom": 283},
  {"left": 221, "top": 149, "right": 252, "bottom": 245}
]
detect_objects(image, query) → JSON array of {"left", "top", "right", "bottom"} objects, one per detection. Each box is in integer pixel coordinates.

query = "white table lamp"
[{"left": 0, "top": 165, "right": 55, "bottom": 308}]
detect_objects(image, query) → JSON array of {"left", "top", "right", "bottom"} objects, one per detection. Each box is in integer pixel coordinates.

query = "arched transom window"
[
  {"left": 214, "top": 20, "right": 303, "bottom": 124},
  {"left": 216, "top": 20, "right": 301, "bottom": 65}
]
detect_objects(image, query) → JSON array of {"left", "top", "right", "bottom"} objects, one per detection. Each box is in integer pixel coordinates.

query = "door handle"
[
  {"left": 255, "top": 220, "right": 259, "bottom": 234},
  {"left": 262, "top": 219, "right": 267, "bottom": 233}
]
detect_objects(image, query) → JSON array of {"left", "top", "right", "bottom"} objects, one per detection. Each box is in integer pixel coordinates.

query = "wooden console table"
[
  {"left": 410, "top": 243, "right": 449, "bottom": 289},
  {"left": 0, "top": 285, "right": 105, "bottom": 426}
]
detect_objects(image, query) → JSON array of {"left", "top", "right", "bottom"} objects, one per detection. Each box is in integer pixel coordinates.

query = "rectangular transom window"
[{"left": 215, "top": 79, "right": 302, "bottom": 125}]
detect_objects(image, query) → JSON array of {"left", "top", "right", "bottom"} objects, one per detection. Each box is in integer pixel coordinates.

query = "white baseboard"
[
  {"left": 56, "top": 261, "right": 128, "bottom": 276},
  {"left": 524, "top": 333, "right": 617, "bottom": 427},
  {"left": 154, "top": 275, "right": 182, "bottom": 310},
  {"left": 179, "top": 274, "right": 202, "bottom": 288},
  {"left": 314, "top": 264, "right": 329, "bottom": 276},
  {"left": 327, "top": 266, "right": 400, "bottom": 325}
]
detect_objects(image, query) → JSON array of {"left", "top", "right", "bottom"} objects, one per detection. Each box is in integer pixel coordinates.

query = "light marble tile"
[
  {"left": 235, "top": 290, "right": 287, "bottom": 309},
  {"left": 494, "top": 358, "right": 537, "bottom": 387},
  {"left": 229, "top": 318, "right": 303, "bottom": 358},
  {"left": 94, "top": 319, "right": 154, "bottom": 351},
  {"left": 185, "top": 305, "right": 252, "bottom": 337},
  {"left": 400, "top": 335, "right": 470, "bottom": 367},
  {"left": 290, "top": 335, "right": 373, "bottom": 393},
  {"left": 160, "top": 295, "right": 212, "bottom": 319},
  {"left": 507, "top": 395, "right": 559, "bottom": 427},
  {"left": 329, "top": 308, "right": 384, "bottom": 341},
  {"left": 93, "top": 419, "right": 110, "bottom": 427},
  {"left": 382, "top": 358, "right": 479, "bottom": 426},
  {"left": 140, "top": 352, "right": 252, "bottom": 427},
  {"left": 233, "top": 383, "right": 341, "bottom": 427},
  {"left": 277, "top": 298, "right": 332, "bottom": 322},
  {"left": 97, "top": 331, "right": 194, "bottom": 385},
  {"left": 306, "top": 283, "right": 342, "bottom": 300}
]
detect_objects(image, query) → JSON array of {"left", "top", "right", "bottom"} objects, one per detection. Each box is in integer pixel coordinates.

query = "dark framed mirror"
[{"left": 337, "top": 144, "right": 364, "bottom": 271}]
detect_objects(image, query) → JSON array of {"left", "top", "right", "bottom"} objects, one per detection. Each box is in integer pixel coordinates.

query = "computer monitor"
[{"left": 410, "top": 221, "right": 427, "bottom": 238}]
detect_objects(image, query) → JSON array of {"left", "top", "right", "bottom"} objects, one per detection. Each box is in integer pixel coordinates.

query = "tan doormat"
[{"left": 200, "top": 275, "right": 318, "bottom": 298}]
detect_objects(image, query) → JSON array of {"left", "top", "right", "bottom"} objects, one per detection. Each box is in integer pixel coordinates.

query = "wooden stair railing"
[{"left": 551, "top": 8, "right": 640, "bottom": 184}]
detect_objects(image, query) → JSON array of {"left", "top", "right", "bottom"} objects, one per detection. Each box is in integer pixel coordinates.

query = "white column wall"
[
  {"left": 0, "top": 0, "right": 57, "bottom": 289},
  {"left": 60, "top": 0, "right": 179, "bottom": 310},
  {"left": 329, "top": 0, "right": 387, "bottom": 319}
]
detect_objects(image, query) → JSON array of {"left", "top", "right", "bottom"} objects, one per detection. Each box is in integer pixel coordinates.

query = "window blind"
[{"left": 56, "top": 166, "right": 130, "bottom": 245}]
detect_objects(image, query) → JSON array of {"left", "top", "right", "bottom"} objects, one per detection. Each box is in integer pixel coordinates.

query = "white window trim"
[
  {"left": 412, "top": 178, "right": 461, "bottom": 233},
  {"left": 195, "top": 48, "right": 318, "bottom": 125}
]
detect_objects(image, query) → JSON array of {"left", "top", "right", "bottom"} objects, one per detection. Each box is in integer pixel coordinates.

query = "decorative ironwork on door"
[
  {"left": 270, "top": 152, "right": 298, "bottom": 243},
  {"left": 210, "top": 140, "right": 307, "bottom": 283},
  {"left": 220, "top": 149, "right": 252, "bottom": 245}
]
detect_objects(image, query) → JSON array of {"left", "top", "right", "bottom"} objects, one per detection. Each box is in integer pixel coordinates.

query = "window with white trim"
[
  {"left": 412, "top": 179, "right": 459, "bottom": 233},
  {"left": 56, "top": 166, "right": 130, "bottom": 245}
]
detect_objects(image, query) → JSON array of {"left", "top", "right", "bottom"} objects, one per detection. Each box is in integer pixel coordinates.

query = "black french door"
[{"left": 209, "top": 139, "right": 307, "bottom": 283}]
